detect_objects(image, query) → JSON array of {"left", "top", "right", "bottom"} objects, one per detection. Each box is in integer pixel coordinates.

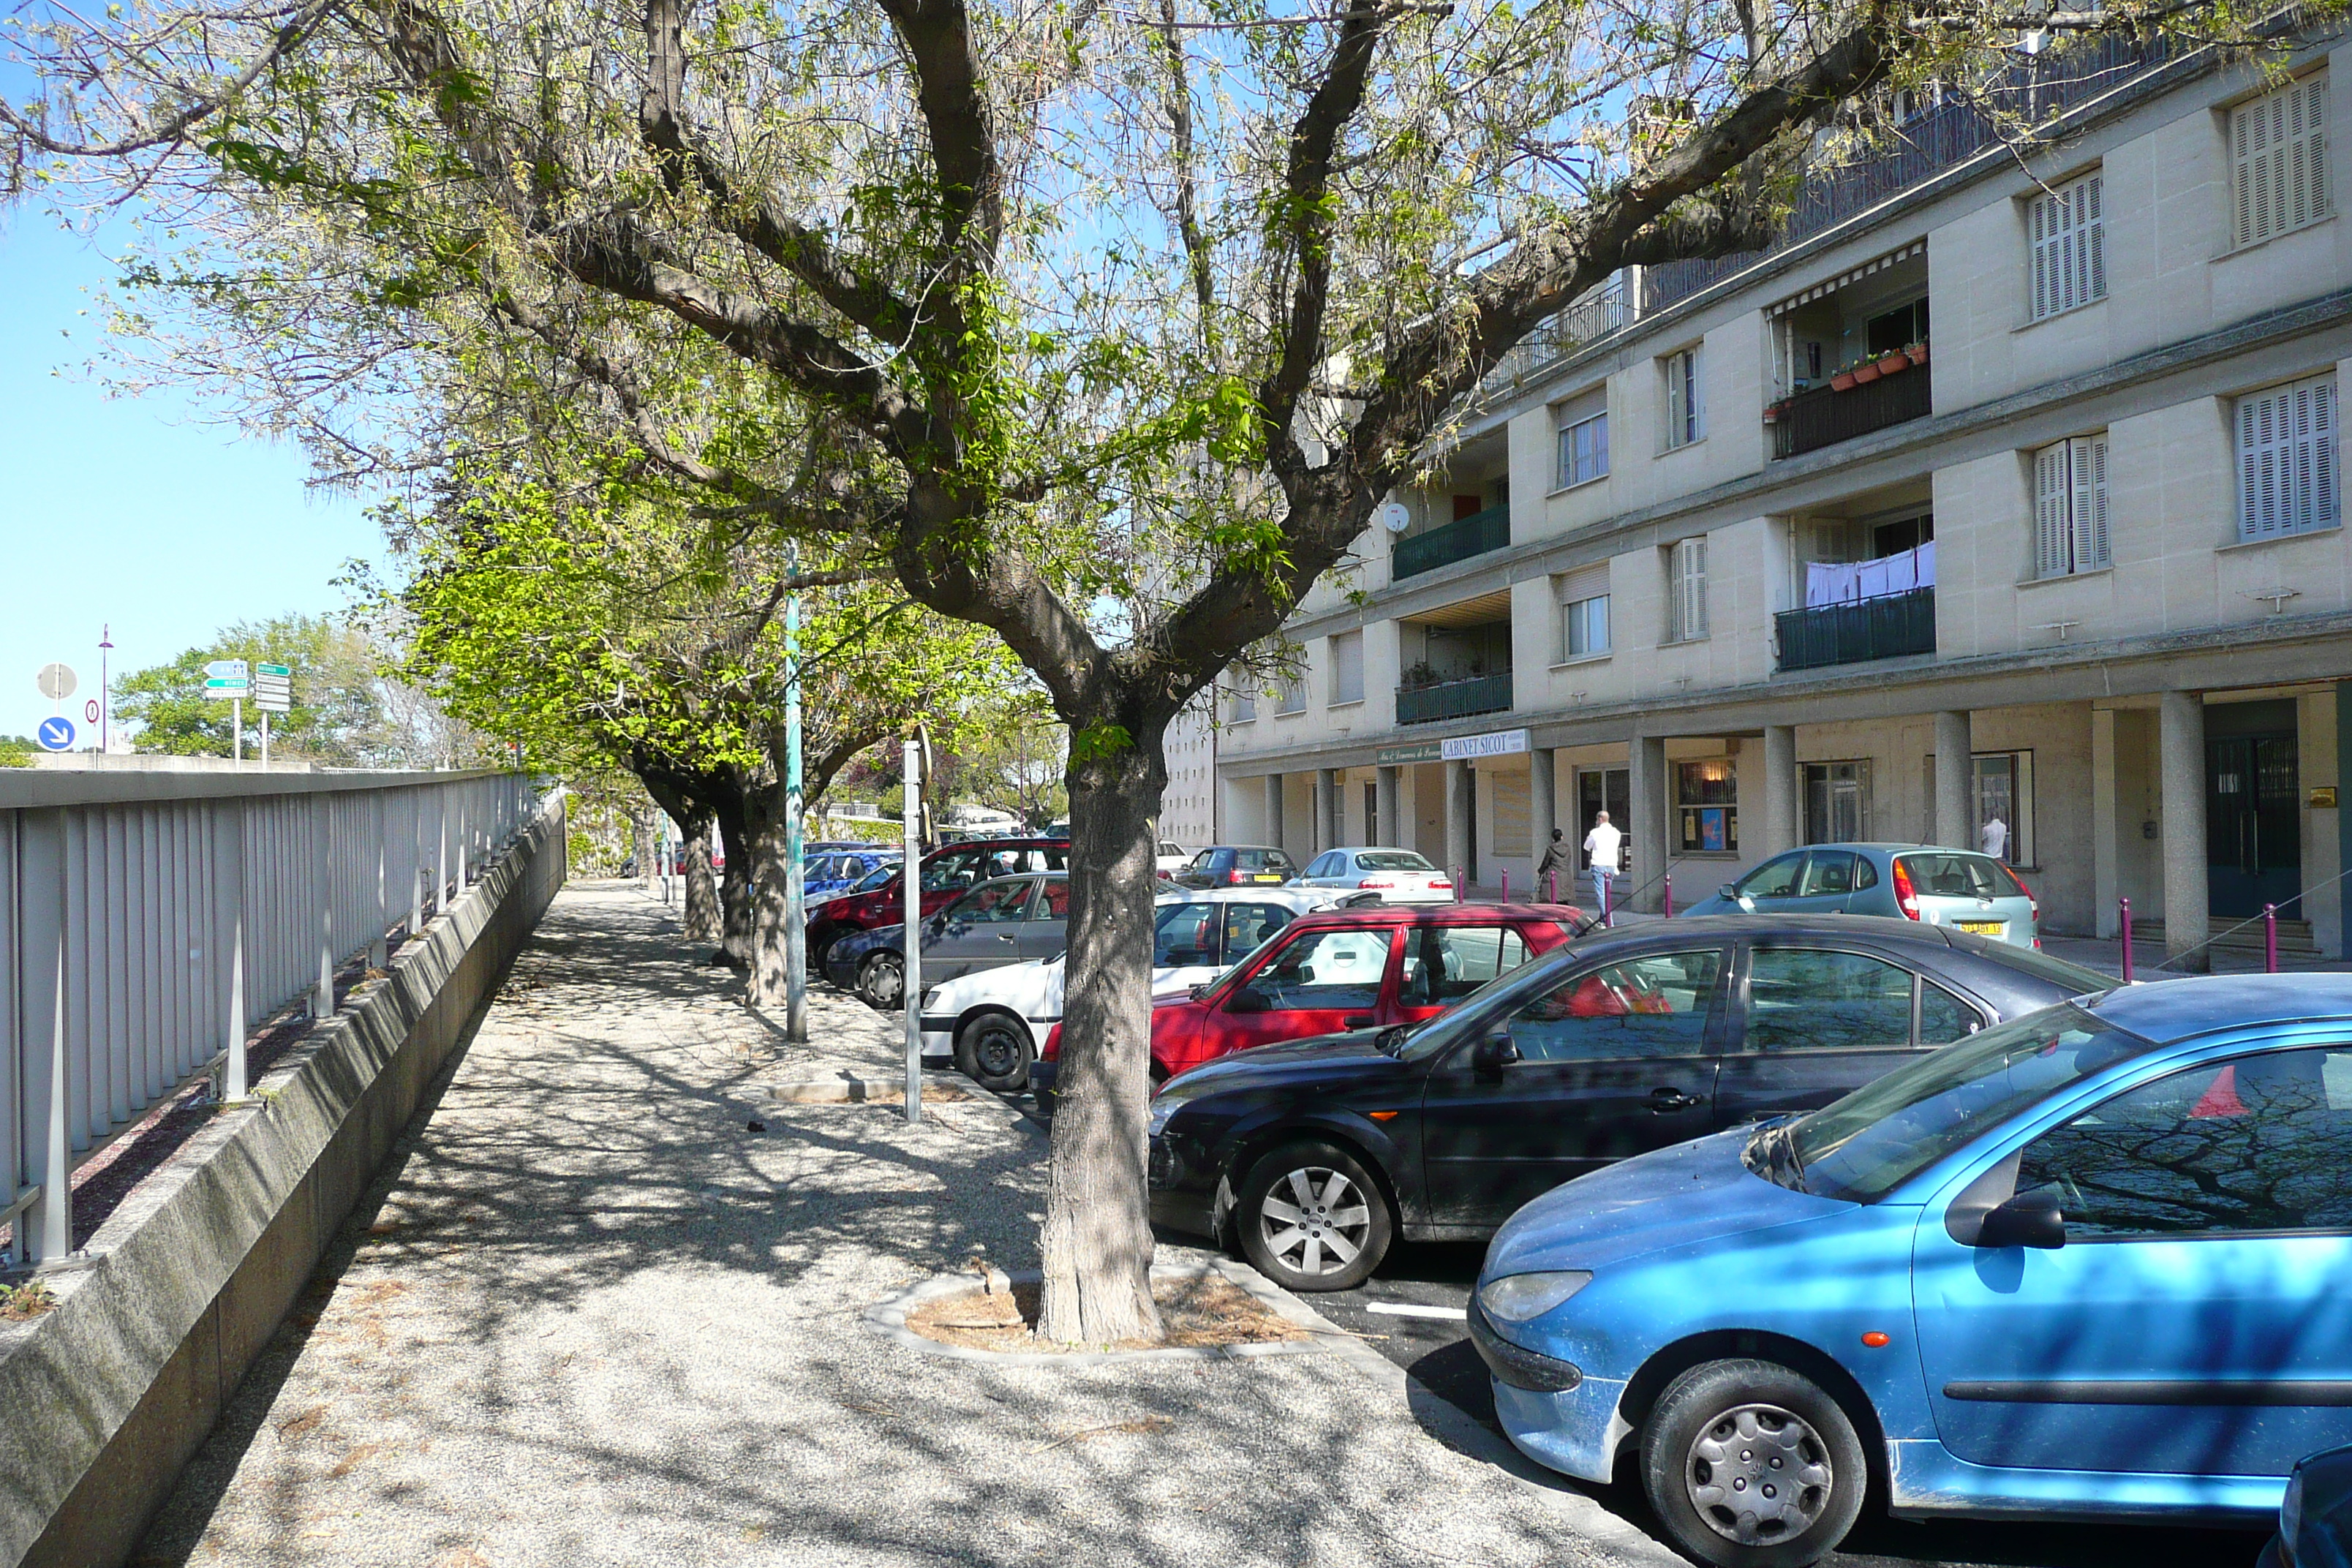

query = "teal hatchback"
[{"left": 1680, "top": 842, "right": 2040, "bottom": 948}]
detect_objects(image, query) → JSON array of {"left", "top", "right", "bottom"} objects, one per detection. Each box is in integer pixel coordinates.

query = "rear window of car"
[
  {"left": 1357, "top": 851, "right": 1434, "bottom": 872},
  {"left": 1235, "top": 849, "right": 1292, "bottom": 870},
  {"left": 1897, "top": 853, "right": 2006, "bottom": 900}
]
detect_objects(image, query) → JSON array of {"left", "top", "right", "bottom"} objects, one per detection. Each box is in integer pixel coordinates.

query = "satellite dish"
[{"left": 1381, "top": 502, "right": 1412, "bottom": 534}]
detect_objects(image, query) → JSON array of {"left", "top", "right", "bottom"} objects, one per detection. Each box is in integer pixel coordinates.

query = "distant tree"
[{"left": 0, "top": 736, "right": 37, "bottom": 768}]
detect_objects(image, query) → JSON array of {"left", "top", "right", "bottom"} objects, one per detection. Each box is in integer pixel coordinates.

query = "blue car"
[
  {"left": 1472, "top": 974, "right": 2352, "bottom": 1567},
  {"left": 804, "top": 849, "right": 898, "bottom": 898}
]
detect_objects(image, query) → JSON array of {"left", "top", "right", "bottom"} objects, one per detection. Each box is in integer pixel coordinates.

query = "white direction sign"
[
  {"left": 253, "top": 662, "right": 293, "bottom": 714},
  {"left": 204, "top": 657, "right": 250, "bottom": 700},
  {"left": 36, "top": 663, "right": 77, "bottom": 701}
]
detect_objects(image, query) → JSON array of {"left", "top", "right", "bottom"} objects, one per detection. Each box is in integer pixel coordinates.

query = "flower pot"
[
  {"left": 1852, "top": 361, "right": 1881, "bottom": 385},
  {"left": 1831, "top": 370, "right": 1858, "bottom": 391},
  {"left": 1904, "top": 342, "right": 1929, "bottom": 366},
  {"left": 1877, "top": 351, "right": 1909, "bottom": 376},
  {"left": 1763, "top": 406, "right": 1782, "bottom": 424}
]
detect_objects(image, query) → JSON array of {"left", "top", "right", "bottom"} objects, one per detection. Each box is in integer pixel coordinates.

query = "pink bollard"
[
  {"left": 2266, "top": 903, "right": 2280, "bottom": 973},
  {"left": 1501, "top": 870, "right": 1510, "bottom": 903},
  {"left": 1663, "top": 873, "right": 1673, "bottom": 920},
  {"left": 2119, "top": 897, "right": 2134, "bottom": 982}
]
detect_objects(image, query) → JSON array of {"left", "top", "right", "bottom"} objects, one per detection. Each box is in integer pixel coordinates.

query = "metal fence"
[
  {"left": 1776, "top": 587, "right": 1938, "bottom": 671},
  {"left": 1, "top": 770, "right": 544, "bottom": 1264}
]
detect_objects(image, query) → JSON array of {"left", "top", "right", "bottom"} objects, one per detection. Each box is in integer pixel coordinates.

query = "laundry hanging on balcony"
[{"left": 1805, "top": 540, "right": 1935, "bottom": 607}]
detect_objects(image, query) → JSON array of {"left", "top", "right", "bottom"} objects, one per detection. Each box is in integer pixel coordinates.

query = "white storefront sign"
[{"left": 1440, "top": 728, "right": 1530, "bottom": 761}]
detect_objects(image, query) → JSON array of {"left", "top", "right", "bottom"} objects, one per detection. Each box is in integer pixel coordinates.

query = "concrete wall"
[{"left": 0, "top": 798, "right": 566, "bottom": 1568}]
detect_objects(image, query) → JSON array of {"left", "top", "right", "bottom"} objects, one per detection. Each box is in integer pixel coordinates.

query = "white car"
[
  {"left": 916, "top": 885, "right": 1337, "bottom": 1090},
  {"left": 1154, "top": 840, "right": 1193, "bottom": 878},
  {"left": 1294, "top": 847, "right": 1455, "bottom": 904}
]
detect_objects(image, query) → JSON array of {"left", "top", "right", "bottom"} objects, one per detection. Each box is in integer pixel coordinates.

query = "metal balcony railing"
[
  {"left": 1394, "top": 505, "right": 1509, "bottom": 579},
  {"left": 1396, "top": 671, "right": 1514, "bottom": 725},
  {"left": 1776, "top": 587, "right": 1937, "bottom": 671},
  {"left": 1773, "top": 366, "right": 1931, "bottom": 459}
]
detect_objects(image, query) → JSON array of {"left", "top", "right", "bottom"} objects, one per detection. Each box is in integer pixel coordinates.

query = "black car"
[
  {"left": 1169, "top": 845, "right": 1300, "bottom": 889},
  {"left": 1146, "top": 913, "right": 2114, "bottom": 1291}
]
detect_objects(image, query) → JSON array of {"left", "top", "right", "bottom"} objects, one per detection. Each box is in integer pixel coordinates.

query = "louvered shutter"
[
  {"left": 2029, "top": 173, "right": 2106, "bottom": 321},
  {"left": 2034, "top": 443, "right": 2073, "bottom": 575},
  {"left": 2238, "top": 374, "right": 2339, "bottom": 540},
  {"left": 1674, "top": 537, "right": 1709, "bottom": 640},
  {"left": 2068, "top": 436, "right": 2110, "bottom": 570},
  {"left": 2235, "top": 77, "right": 2330, "bottom": 247}
]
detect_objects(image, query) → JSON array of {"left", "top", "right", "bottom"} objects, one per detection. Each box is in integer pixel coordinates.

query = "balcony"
[
  {"left": 1396, "top": 671, "right": 1513, "bottom": 725},
  {"left": 1776, "top": 587, "right": 1936, "bottom": 671},
  {"left": 1772, "top": 358, "right": 1931, "bottom": 459},
  {"left": 1394, "top": 505, "right": 1509, "bottom": 580}
]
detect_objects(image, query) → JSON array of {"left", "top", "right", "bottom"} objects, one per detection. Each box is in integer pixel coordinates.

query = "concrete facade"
[{"left": 1214, "top": 37, "right": 2352, "bottom": 950}]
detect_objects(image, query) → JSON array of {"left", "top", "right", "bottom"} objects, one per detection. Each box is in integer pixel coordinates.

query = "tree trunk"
[
  {"left": 681, "top": 814, "right": 723, "bottom": 943},
  {"left": 743, "top": 785, "right": 794, "bottom": 1008},
  {"left": 1037, "top": 719, "right": 1170, "bottom": 1344},
  {"left": 715, "top": 804, "right": 754, "bottom": 964},
  {"left": 633, "top": 804, "right": 658, "bottom": 894}
]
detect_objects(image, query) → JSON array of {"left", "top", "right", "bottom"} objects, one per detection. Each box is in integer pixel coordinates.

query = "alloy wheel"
[
  {"left": 1254, "top": 1164, "right": 1373, "bottom": 1279},
  {"left": 1683, "top": 1403, "right": 1834, "bottom": 1547},
  {"left": 862, "top": 952, "right": 904, "bottom": 1009}
]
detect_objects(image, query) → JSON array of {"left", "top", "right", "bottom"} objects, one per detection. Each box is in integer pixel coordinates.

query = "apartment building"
[{"left": 1205, "top": 32, "right": 2352, "bottom": 962}]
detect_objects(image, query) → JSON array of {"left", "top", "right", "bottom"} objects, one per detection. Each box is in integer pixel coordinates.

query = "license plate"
[
  {"left": 1953, "top": 920, "right": 2003, "bottom": 936},
  {"left": 1254, "top": 874, "right": 1284, "bottom": 883}
]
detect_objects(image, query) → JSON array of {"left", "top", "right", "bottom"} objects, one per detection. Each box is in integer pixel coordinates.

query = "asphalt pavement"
[{"left": 1295, "top": 1240, "right": 2272, "bottom": 1568}]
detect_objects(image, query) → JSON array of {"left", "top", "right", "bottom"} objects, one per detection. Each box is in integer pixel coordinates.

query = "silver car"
[
  {"left": 1678, "top": 842, "right": 2042, "bottom": 947},
  {"left": 1294, "top": 846, "right": 1456, "bottom": 904}
]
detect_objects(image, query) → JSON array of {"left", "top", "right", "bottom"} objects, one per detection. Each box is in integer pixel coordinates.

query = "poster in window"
[{"left": 1698, "top": 807, "right": 1729, "bottom": 852}]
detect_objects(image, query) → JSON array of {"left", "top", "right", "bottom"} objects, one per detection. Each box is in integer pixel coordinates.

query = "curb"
[
  {"left": 768, "top": 1071, "right": 976, "bottom": 1104},
  {"left": 862, "top": 1257, "right": 1362, "bottom": 1367}
]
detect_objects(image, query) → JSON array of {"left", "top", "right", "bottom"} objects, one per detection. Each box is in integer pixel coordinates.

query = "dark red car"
[
  {"left": 1036, "top": 901, "right": 1585, "bottom": 1090},
  {"left": 807, "top": 837, "right": 1069, "bottom": 972}
]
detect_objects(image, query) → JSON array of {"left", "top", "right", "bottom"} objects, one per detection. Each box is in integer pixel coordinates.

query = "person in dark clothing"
[{"left": 1535, "top": 827, "right": 1574, "bottom": 901}]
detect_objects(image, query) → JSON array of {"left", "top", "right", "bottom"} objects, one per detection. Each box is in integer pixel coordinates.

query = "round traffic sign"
[
  {"left": 37, "top": 717, "right": 75, "bottom": 752},
  {"left": 37, "top": 663, "right": 77, "bottom": 701},
  {"left": 84, "top": 698, "right": 100, "bottom": 724}
]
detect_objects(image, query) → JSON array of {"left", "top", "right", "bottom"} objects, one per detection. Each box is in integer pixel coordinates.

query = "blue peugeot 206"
[{"left": 1471, "top": 974, "right": 2352, "bottom": 1568}]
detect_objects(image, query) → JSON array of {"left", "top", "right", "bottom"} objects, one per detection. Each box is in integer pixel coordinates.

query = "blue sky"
[{"left": 0, "top": 211, "right": 382, "bottom": 745}]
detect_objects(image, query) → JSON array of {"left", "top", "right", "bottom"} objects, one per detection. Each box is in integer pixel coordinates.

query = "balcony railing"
[
  {"left": 1396, "top": 671, "right": 1514, "bottom": 725},
  {"left": 1394, "top": 505, "right": 1509, "bottom": 580},
  {"left": 1776, "top": 587, "right": 1936, "bottom": 671},
  {"left": 1773, "top": 366, "right": 1931, "bottom": 459}
]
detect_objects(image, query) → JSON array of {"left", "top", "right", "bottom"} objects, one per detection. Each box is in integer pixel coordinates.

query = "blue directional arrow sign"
[{"left": 37, "top": 717, "right": 75, "bottom": 752}]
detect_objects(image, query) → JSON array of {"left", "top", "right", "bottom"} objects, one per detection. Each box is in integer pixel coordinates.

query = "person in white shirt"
[
  {"left": 1583, "top": 811, "right": 1624, "bottom": 914},
  {"left": 1980, "top": 815, "right": 2010, "bottom": 862}
]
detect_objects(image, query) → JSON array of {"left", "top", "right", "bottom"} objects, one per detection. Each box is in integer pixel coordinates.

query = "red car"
[
  {"left": 807, "top": 837, "right": 1068, "bottom": 972},
  {"left": 1036, "top": 902, "right": 1585, "bottom": 1090}
]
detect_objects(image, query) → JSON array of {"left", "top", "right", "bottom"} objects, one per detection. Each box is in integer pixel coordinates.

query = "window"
[
  {"left": 1667, "top": 536, "right": 1708, "bottom": 642},
  {"left": 1561, "top": 595, "right": 1610, "bottom": 660},
  {"left": 921, "top": 849, "right": 988, "bottom": 890},
  {"left": 1154, "top": 902, "right": 1221, "bottom": 965},
  {"left": 1972, "top": 752, "right": 2032, "bottom": 864},
  {"left": 1329, "top": 630, "right": 1364, "bottom": 705},
  {"left": 2033, "top": 434, "right": 2111, "bottom": 576},
  {"left": 1799, "top": 850, "right": 1856, "bottom": 897},
  {"left": 1559, "top": 412, "right": 1610, "bottom": 487},
  {"left": 2016, "top": 1047, "right": 2352, "bottom": 1237},
  {"left": 943, "top": 878, "right": 1034, "bottom": 922},
  {"left": 1805, "top": 760, "right": 1872, "bottom": 843},
  {"left": 1035, "top": 881, "right": 1071, "bottom": 917},
  {"left": 1276, "top": 673, "right": 1306, "bottom": 714},
  {"left": 1676, "top": 758, "right": 1738, "bottom": 854},
  {"left": 1504, "top": 949, "right": 1724, "bottom": 1061},
  {"left": 1919, "top": 981, "right": 1983, "bottom": 1044},
  {"left": 1733, "top": 853, "right": 1806, "bottom": 900},
  {"left": 1231, "top": 688, "right": 1256, "bottom": 722},
  {"left": 1664, "top": 348, "right": 1705, "bottom": 448},
  {"left": 1400, "top": 924, "right": 1534, "bottom": 1006},
  {"left": 1220, "top": 902, "right": 1295, "bottom": 960},
  {"left": 2029, "top": 171, "right": 2106, "bottom": 320},
  {"left": 2236, "top": 374, "right": 2338, "bottom": 541},
  {"left": 1233, "top": 927, "right": 1393, "bottom": 1011},
  {"left": 2232, "top": 75, "right": 2329, "bottom": 249},
  {"left": 1305, "top": 852, "right": 1340, "bottom": 878},
  {"left": 1745, "top": 949, "right": 1918, "bottom": 1052}
]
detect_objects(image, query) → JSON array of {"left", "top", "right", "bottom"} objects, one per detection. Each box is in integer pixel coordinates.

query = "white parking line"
[{"left": 1364, "top": 1302, "right": 1469, "bottom": 1321}]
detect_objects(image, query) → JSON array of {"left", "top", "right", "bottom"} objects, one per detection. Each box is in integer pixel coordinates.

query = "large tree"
[{"left": 4, "top": 0, "right": 2293, "bottom": 1340}]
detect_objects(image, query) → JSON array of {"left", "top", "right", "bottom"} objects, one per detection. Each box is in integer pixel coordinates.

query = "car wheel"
[
  {"left": 954, "top": 1012, "right": 1033, "bottom": 1091},
  {"left": 859, "top": 951, "right": 905, "bottom": 1011},
  {"left": 1235, "top": 1140, "right": 1392, "bottom": 1292},
  {"left": 1640, "top": 1359, "right": 1867, "bottom": 1568},
  {"left": 809, "top": 928, "right": 843, "bottom": 975}
]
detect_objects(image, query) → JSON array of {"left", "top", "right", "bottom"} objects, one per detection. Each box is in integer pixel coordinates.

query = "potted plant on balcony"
[
  {"left": 1400, "top": 660, "right": 1441, "bottom": 691},
  {"left": 1850, "top": 354, "right": 1882, "bottom": 385},
  {"left": 1904, "top": 339, "right": 1929, "bottom": 366},
  {"left": 1763, "top": 397, "right": 1791, "bottom": 424},
  {"left": 1876, "top": 346, "right": 1910, "bottom": 377},
  {"left": 1830, "top": 362, "right": 1859, "bottom": 392}
]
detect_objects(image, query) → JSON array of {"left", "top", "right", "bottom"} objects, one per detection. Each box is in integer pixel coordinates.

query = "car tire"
[
  {"left": 1640, "top": 1358, "right": 1868, "bottom": 1568},
  {"left": 809, "top": 928, "right": 843, "bottom": 976},
  {"left": 954, "top": 1011, "right": 1033, "bottom": 1091},
  {"left": 1235, "top": 1139, "right": 1392, "bottom": 1292},
  {"left": 858, "top": 951, "right": 905, "bottom": 1011}
]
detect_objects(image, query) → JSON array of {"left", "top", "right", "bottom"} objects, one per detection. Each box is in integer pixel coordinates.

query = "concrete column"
[
  {"left": 1263, "top": 774, "right": 1284, "bottom": 850},
  {"left": 1316, "top": 768, "right": 1342, "bottom": 851},
  {"left": 1934, "top": 710, "right": 1973, "bottom": 848},
  {"left": 1630, "top": 734, "right": 1669, "bottom": 913},
  {"left": 1529, "top": 748, "right": 1558, "bottom": 896},
  {"left": 1444, "top": 760, "right": 1473, "bottom": 888},
  {"left": 1377, "top": 766, "right": 1401, "bottom": 849},
  {"left": 2092, "top": 708, "right": 2121, "bottom": 938},
  {"left": 2160, "top": 690, "right": 2209, "bottom": 972},
  {"left": 2339, "top": 683, "right": 2352, "bottom": 959},
  {"left": 1761, "top": 725, "right": 1799, "bottom": 859}
]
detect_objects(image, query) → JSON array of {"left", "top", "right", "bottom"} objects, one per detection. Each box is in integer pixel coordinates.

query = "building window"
[
  {"left": 1664, "top": 347, "right": 1704, "bottom": 449},
  {"left": 1558, "top": 412, "right": 1610, "bottom": 488},
  {"left": 2232, "top": 74, "right": 2329, "bottom": 249},
  {"left": 1803, "top": 760, "right": 1872, "bottom": 843},
  {"left": 2029, "top": 171, "right": 2105, "bottom": 320},
  {"left": 2032, "top": 434, "right": 2111, "bottom": 576},
  {"left": 1562, "top": 595, "right": 1610, "bottom": 659},
  {"left": 1276, "top": 673, "right": 1306, "bottom": 715},
  {"left": 1329, "top": 630, "right": 1364, "bottom": 706},
  {"left": 1231, "top": 687, "right": 1255, "bottom": 723},
  {"left": 2236, "top": 373, "right": 2338, "bottom": 541},
  {"left": 1667, "top": 536, "right": 1708, "bottom": 642},
  {"left": 1676, "top": 758, "right": 1738, "bottom": 854},
  {"left": 1972, "top": 751, "right": 2035, "bottom": 864}
]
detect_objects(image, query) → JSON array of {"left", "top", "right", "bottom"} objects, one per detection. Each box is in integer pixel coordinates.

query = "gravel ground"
[{"left": 133, "top": 883, "right": 1677, "bottom": 1568}]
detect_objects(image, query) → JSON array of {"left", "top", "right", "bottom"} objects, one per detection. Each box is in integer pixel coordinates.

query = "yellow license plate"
[
  {"left": 1254, "top": 874, "right": 1285, "bottom": 883},
  {"left": 1953, "top": 920, "right": 2003, "bottom": 935}
]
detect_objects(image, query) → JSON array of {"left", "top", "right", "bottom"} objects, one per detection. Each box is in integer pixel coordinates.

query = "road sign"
[
  {"left": 253, "top": 673, "right": 293, "bottom": 714},
  {"left": 37, "top": 717, "right": 75, "bottom": 751},
  {"left": 205, "top": 659, "right": 249, "bottom": 679},
  {"left": 37, "top": 663, "right": 76, "bottom": 701},
  {"left": 256, "top": 662, "right": 290, "bottom": 678}
]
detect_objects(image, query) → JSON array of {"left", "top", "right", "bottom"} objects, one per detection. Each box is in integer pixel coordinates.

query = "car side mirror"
[
  {"left": 1975, "top": 1186, "right": 2067, "bottom": 1249},
  {"left": 1225, "top": 987, "right": 1271, "bottom": 1015},
  {"left": 1719, "top": 883, "right": 1738, "bottom": 900},
  {"left": 1473, "top": 1022, "right": 1520, "bottom": 1077},
  {"left": 1188, "top": 983, "right": 1210, "bottom": 1001}
]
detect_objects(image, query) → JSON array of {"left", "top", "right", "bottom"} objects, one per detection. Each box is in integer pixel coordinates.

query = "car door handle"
[
  {"left": 1648, "top": 1087, "right": 1703, "bottom": 1112},
  {"left": 1343, "top": 1014, "right": 1376, "bottom": 1028},
  {"left": 997, "top": 932, "right": 1019, "bottom": 942}
]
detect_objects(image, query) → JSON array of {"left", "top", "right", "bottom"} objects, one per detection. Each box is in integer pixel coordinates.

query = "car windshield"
[
  {"left": 847, "top": 864, "right": 897, "bottom": 894},
  {"left": 1775, "top": 1003, "right": 2154, "bottom": 1204},
  {"left": 1897, "top": 852, "right": 2008, "bottom": 900},
  {"left": 1356, "top": 851, "right": 1434, "bottom": 872}
]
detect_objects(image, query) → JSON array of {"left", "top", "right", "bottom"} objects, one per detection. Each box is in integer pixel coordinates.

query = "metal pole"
[
  {"left": 314, "top": 795, "right": 335, "bottom": 1018},
  {"left": 99, "top": 625, "right": 111, "bottom": 754},
  {"left": 1452, "top": 865, "right": 1464, "bottom": 904},
  {"left": 2119, "top": 897, "right": 2134, "bottom": 983},
  {"left": 785, "top": 559, "right": 807, "bottom": 1043},
  {"left": 1500, "top": 870, "right": 1509, "bottom": 903},
  {"left": 1664, "top": 873, "right": 1674, "bottom": 920},
  {"left": 2266, "top": 903, "right": 2280, "bottom": 973},
  {"left": 903, "top": 736, "right": 922, "bottom": 1125},
  {"left": 1602, "top": 873, "right": 1613, "bottom": 929},
  {"left": 233, "top": 696, "right": 244, "bottom": 764},
  {"left": 260, "top": 709, "right": 271, "bottom": 769},
  {"left": 221, "top": 801, "right": 249, "bottom": 1101}
]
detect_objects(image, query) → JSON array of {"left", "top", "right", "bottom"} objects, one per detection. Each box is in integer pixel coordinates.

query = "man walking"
[
  {"left": 1583, "top": 810, "right": 1623, "bottom": 919},
  {"left": 1536, "top": 827, "right": 1574, "bottom": 902}
]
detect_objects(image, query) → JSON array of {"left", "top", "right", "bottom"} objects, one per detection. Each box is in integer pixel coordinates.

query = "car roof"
[
  {"left": 1284, "top": 902, "right": 1579, "bottom": 929},
  {"left": 1324, "top": 846, "right": 1431, "bottom": 857},
  {"left": 1765, "top": 843, "right": 2000, "bottom": 858},
  {"left": 1155, "top": 886, "right": 1327, "bottom": 906},
  {"left": 932, "top": 836, "right": 1066, "bottom": 851},
  {"left": 2083, "top": 973, "right": 2352, "bottom": 1045},
  {"left": 1201, "top": 843, "right": 1287, "bottom": 853}
]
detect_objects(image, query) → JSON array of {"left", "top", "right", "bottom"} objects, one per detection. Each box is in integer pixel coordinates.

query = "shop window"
[{"left": 1676, "top": 758, "right": 1738, "bottom": 854}]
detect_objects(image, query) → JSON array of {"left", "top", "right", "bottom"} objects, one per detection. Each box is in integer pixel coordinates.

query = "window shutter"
[
  {"left": 2034, "top": 443, "right": 2072, "bottom": 575},
  {"left": 2029, "top": 173, "right": 2105, "bottom": 320},
  {"left": 1554, "top": 562, "right": 1609, "bottom": 605},
  {"left": 2066, "top": 436, "right": 2111, "bottom": 571},
  {"left": 2235, "top": 76, "right": 2329, "bottom": 247},
  {"left": 1673, "top": 537, "right": 1709, "bottom": 640},
  {"left": 2085, "top": 176, "right": 2106, "bottom": 301},
  {"left": 2086, "top": 434, "right": 2111, "bottom": 567},
  {"left": 2237, "top": 374, "right": 2338, "bottom": 540}
]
